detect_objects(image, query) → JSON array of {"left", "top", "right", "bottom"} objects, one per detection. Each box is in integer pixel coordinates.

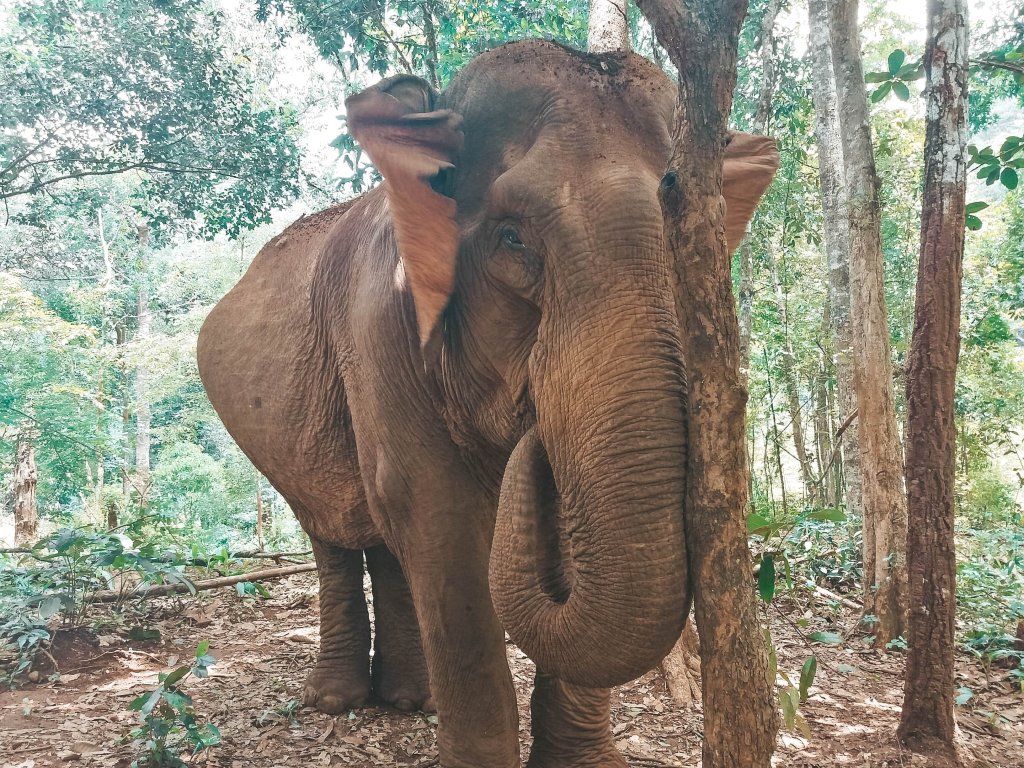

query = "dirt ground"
[{"left": 1, "top": 571, "right": 1021, "bottom": 768}]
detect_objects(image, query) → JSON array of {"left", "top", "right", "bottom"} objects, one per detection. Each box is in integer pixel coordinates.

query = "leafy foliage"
[
  {"left": 122, "top": 641, "right": 220, "bottom": 767},
  {"left": 0, "top": 0, "right": 302, "bottom": 237}
]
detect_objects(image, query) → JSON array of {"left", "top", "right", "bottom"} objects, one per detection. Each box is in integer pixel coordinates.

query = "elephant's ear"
[
  {"left": 346, "top": 75, "right": 463, "bottom": 349},
  {"left": 723, "top": 132, "right": 780, "bottom": 252}
]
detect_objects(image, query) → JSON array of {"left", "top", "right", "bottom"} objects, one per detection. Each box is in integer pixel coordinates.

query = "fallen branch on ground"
[
  {"left": 85, "top": 563, "right": 318, "bottom": 604},
  {"left": 813, "top": 584, "right": 862, "bottom": 611}
]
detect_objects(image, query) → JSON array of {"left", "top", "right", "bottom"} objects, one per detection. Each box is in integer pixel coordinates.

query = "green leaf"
[
  {"left": 864, "top": 71, "right": 891, "bottom": 83},
  {"left": 779, "top": 687, "right": 799, "bottom": 730},
  {"left": 965, "top": 201, "right": 989, "bottom": 214},
  {"left": 747, "top": 512, "right": 769, "bottom": 532},
  {"left": 809, "top": 631, "right": 842, "bottom": 645},
  {"left": 765, "top": 628, "right": 778, "bottom": 684},
  {"left": 897, "top": 62, "right": 922, "bottom": 79},
  {"left": 805, "top": 508, "right": 847, "bottom": 523},
  {"left": 196, "top": 640, "right": 210, "bottom": 657},
  {"left": 1000, "top": 167, "right": 1019, "bottom": 190},
  {"left": 870, "top": 82, "right": 892, "bottom": 103},
  {"left": 799, "top": 657, "right": 817, "bottom": 703},
  {"left": 966, "top": 214, "right": 983, "bottom": 231},
  {"left": 758, "top": 554, "right": 776, "bottom": 602},
  {"left": 955, "top": 687, "right": 973, "bottom": 705},
  {"left": 887, "top": 49, "right": 907, "bottom": 76},
  {"left": 128, "top": 626, "right": 161, "bottom": 641},
  {"left": 38, "top": 596, "right": 62, "bottom": 620},
  {"left": 163, "top": 665, "right": 191, "bottom": 688},
  {"left": 892, "top": 81, "right": 911, "bottom": 101}
]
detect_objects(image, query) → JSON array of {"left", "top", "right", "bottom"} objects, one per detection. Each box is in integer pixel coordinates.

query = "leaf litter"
[{"left": 0, "top": 572, "right": 1020, "bottom": 767}]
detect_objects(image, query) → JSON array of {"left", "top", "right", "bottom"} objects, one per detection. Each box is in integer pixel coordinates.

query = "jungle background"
[{"left": 0, "top": 0, "right": 1022, "bottom": 766}]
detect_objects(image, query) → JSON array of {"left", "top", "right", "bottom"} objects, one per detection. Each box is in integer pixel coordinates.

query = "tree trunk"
[
  {"left": 898, "top": 0, "right": 967, "bottom": 761},
  {"left": 636, "top": 1, "right": 779, "bottom": 765},
  {"left": 134, "top": 223, "right": 151, "bottom": 508},
  {"left": 420, "top": 2, "right": 439, "bottom": 89},
  {"left": 13, "top": 436, "right": 39, "bottom": 547},
  {"left": 814, "top": 307, "right": 837, "bottom": 507},
  {"left": 588, "top": 0, "right": 630, "bottom": 53},
  {"left": 116, "top": 321, "right": 132, "bottom": 502},
  {"left": 807, "top": 0, "right": 862, "bottom": 522},
  {"left": 255, "top": 474, "right": 266, "bottom": 550},
  {"left": 828, "top": 0, "right": 909, "bottom": 647},
  {"left": 765, "top": 248, "right": 817, "bottom": 503},
  {"left": 660, "top": 619, "right": 701, "bottom": 707},
  {"left": 737, "top": 0, "right": 781, "bottom": 378},
  {"left": 738, "top": 239, "right": 754, "bottom": 377}
]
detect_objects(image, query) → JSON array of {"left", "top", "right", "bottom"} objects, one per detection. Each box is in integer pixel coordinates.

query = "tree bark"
[
  {"left": 765, "top": 248, "right": 817, "bottom": 502},
  {"left": 255, "top": 474, "right": 266, "bottom": 550},
  {"left": 807, "top": 0, "right": 862, "bottom": 522},
  {"left": 134, "top": 222, "right": 151, "bottom": 508},
  {"left": 420, "top": 1, "right": 439, "bottom": 89},
  {"left": 636, "top": 1, "right": 779, "bottom": 765},
  {"left": 828, "top": 0, "right": 909, "bottom": 647},
  {"left": 898, "top": 0, "right": 968, "bottom": 761},
  {"left": 588, "top": 0, "right": 630, "bottom": 53},
  {"left": 660, "top": 620, "right": 701, "bottom": 707},
  {"left": 13, "top": 436, "right": 39, "bottom": 547},
  {"left": 738, "top": 240, "right": 754, "bottom": 377},
  {"left": 814, "top": 310, "right": 837, "bottom": 507},
  {"left": 737, "top": 0, "right": 781, "bottom": 378}
]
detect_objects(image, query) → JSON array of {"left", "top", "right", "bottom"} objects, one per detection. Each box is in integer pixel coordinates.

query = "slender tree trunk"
[
  {"left": 420, "top": 2, "right": 439, "bottom": 89},
  {"left": 134, "top": 225, "right": 152, "bottom": 508},
  {"left": 588, "top": 0, "right": 630, "bottom": 53},
  {"left": 814, "top": 307, "right": 836, "bottom": 506},
  {"left": 765, "top": 248, "right": 817, "bottom": 502},
  {"left": 13, "top": 435, "right": 39, "bottom": 547},
  {"left": 256, "top": 474, "right": 266, "bottom": 550},
  {"left": 637, "top": 2, "right": 779, "bottom": 765},
  {"left": 808, "top": 0, "right": 862, "bottom": 522},
  {"left": 660, "top": 621, "right": 701, "bottom": 707},
  {"left": 116, "top": 321, "right": 132, "bottom": 503},
  {"left": 898, "top": 0, "right": 968, "bottom": 761},
  {"left": 738, "top": 240, "right": 754, "bottom": 376},
  {"left": 737, "top": 0, "right": 781, "bottom": 378},
  {"left": 670, "top": 0, "right": 780, "bottom": 706},
  {"left": 829, "top": 0, "right": 909, "bottom": 647}
]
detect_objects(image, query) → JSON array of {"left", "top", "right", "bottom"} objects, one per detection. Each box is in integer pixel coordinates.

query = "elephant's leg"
[
  {"left": 365, "top": 544, "right": 433, "bottom": 712},
  {"left": 370, "top": 472, "right": 519, "bottom": 768},
  {"left": 526, "top": 671, "right": 626, "bottom": 768},
  {"left": 302, "top": 538, "right": 372, "bottom": 714}
]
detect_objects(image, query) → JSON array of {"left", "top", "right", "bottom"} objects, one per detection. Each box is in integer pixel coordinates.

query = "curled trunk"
[{"left": 490, "top": 225, "right": 689, "bottom": 689}]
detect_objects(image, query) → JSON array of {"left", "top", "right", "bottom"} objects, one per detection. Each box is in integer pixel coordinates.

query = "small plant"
[
  {"left": 0, "top": 613, "right": 51, "bottom": 686},
  {"left": 256, "top": 697, "right": 302, "bottom": 727},
  {"left": 122, "top": 641, "right": 220, "bottom": 766}
]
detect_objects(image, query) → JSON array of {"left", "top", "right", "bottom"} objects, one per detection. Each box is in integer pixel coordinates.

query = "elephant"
[{"left": 197, "top": 39, "right": 778, "bottom": 768}]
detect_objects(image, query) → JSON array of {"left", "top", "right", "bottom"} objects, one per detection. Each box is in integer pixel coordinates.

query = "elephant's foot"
[
  {"left": 371, "top": 653, "right": 434, "bottom": 712},
  {"left": 365, "top": 545, "right": 434, "bottom": 712},
  {"left": 527, "top": 673, "right": 624, "bottom": 768},
  {"left": 302, "top": 662, "right": 371, "bottom": 714},
  {"left": 526, "top": 745, "right": 627, "bottom": 768}
]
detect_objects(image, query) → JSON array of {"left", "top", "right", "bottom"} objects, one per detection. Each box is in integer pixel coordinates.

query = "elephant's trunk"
[{"left": 489, "top": 213, "right": 690, "bottom": 689}]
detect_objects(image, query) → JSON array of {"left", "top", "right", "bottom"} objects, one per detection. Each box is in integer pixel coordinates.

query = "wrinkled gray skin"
[{"left": 198, "top": 40, "right": 777, "bottom": 768}]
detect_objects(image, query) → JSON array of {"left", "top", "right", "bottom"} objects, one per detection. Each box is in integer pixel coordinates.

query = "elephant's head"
[{"left": 347, "top": 40, "right": 778, "bottom": 689}]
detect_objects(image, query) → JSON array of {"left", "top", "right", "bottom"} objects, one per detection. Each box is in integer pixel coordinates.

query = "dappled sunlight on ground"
[{"left": 0, "top": 573, "right": 1020, "bottom": 767}]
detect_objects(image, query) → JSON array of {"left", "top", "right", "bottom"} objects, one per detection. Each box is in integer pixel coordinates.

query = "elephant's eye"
[{"left": 500, "top": 226, "right": 526, "bottom": 251}]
